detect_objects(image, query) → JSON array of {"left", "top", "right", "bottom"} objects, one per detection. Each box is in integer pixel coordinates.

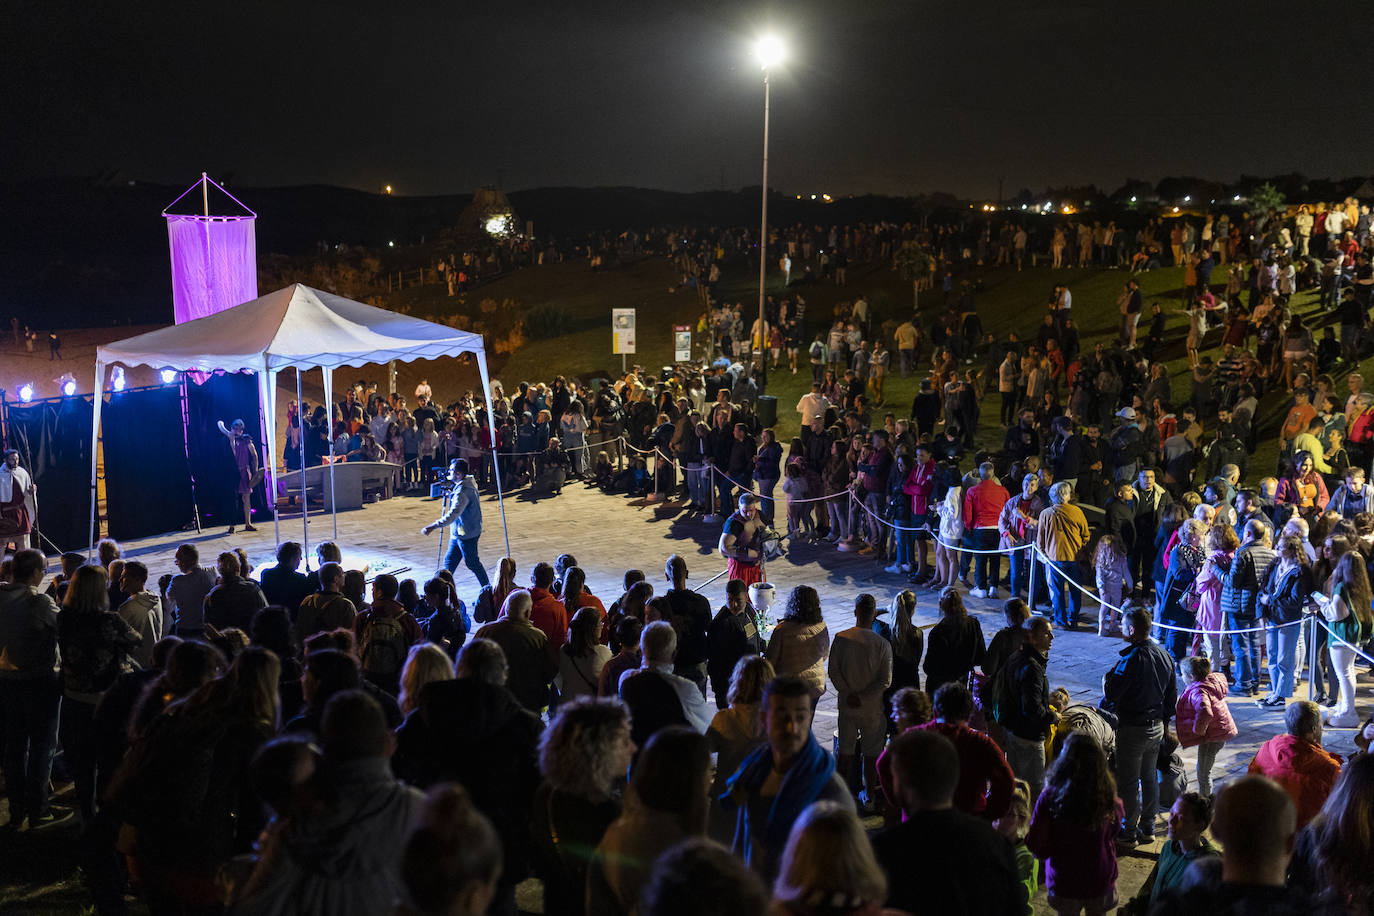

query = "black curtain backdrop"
[
  {"left": 103, "top": 386, "right": 195, "bottom": 541},
  {"left": 186, "top": 371, "right": 267, "bottom": 528},
  {"left": 7, "top": 396, "right": 94, "bottom": 554}
]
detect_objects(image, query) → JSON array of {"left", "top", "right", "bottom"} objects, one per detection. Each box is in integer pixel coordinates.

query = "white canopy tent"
[{"left": 90, "top": 283, "right": 507, "bottom": 562}]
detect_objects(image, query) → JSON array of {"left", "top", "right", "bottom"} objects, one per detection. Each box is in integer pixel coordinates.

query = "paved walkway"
[{"left": 105, "top": 478, "right": 1370, "bottom": 909}]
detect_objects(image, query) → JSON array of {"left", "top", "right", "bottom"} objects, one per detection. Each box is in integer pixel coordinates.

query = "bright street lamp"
[{"left": 753, "top": 34, "right": 784, "bottom": 396}]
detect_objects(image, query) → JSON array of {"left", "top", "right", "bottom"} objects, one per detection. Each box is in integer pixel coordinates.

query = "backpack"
[
  {"left": 361, "top": 613, "right": 408, "bottom": 678},
  {"left": 810, "top": 340, "right": 824, "bottom": 360}
]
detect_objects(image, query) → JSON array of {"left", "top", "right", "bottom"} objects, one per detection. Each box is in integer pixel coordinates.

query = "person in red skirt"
[{"left": 719, "top": 493, "right": 766, "bottom": 587}]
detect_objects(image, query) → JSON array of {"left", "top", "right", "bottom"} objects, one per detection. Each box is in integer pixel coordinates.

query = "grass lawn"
[{"left": 378, "top": 249, "right": 1339, "bottom": 492}]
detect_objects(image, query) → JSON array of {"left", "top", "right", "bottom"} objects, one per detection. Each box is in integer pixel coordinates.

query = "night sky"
[{"left": 6, "top": 0, "right": 1372, "bottom": 199}]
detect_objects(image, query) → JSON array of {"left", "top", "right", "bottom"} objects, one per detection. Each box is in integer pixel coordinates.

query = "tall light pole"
[{"left": 754, "top": 35, "right": 784, "bottom": 395}]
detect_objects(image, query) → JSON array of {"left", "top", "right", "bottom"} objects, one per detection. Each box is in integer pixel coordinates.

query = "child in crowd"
[
  {"left": 592, "top": 450, "right": 614, "bottom": 490},
  {"left": 1026, "top": 732, "right": 1123, "bottom": 913},
  {"left": 928, "top": 483, "right": 963, "bottom": 590},
  {"left": 1092, "top": 534, "right": 1131, "bottom": 638},
  {"left": 1174, "top": 655, "right": 1237, "bottom": 798},
  {"left": 994, "top": 780, "right": 1038, "bottom": 912},
  {"left": 782, "top": 463, "right": 814, "bottom": 542},
  {"left": 1193, "top": 524, "right": 1237, "bottom": 678},
  {"left": 888, "top": 686, "right": 933, "bottom": 734}
]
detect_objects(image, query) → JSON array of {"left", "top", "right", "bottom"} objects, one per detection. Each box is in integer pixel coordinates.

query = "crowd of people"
[{"left": 1, "top": 524, "right": 1372, "bottom": 915}]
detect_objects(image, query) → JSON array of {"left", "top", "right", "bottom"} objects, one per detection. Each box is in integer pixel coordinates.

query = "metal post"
[
  {"left": 757, "top": 69, "right": 771, "bottom": 395},
  {"left": 1308, "top": 614, "right": 1319, "bottom": 701},
  {"left": 1028, "top": 548, "right": 1038, "bottom": 615},
  {"left": 296, "top": 369, "right": 308, "bottom": 568}
]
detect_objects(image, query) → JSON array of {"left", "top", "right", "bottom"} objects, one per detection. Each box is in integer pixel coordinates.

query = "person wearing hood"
[
  {"left": 116, "top": 561, "right": 164, "bottom": 669},
  {"left": 231, "top": 690, "right": 424, "bottom": 916},
  {"left": 393, "top": 638, "right": 542, "bottom": 916},
  {"left": 422, "top": 458, "right": 491, "bottom": 591},
  {"left": 1247, "top": 700, "right": 1341, "bottom": 830}
]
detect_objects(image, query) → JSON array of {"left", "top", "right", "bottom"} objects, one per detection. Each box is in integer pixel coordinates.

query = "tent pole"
[
  {"left": 474, "top": 350, "right": 510, "bottom": 556},
  {"left": 88, "top": 360, "right": 104, "bottom": 559},
  {"left": 256, "top": 357, "right": 277, "bottom": 549},
  {"left": 324, "top": 368, "right": 337, "bottom": 542},
  {"left": 297, "top": 370, "right": 308, "bottom": 570},
  {"left": 267, "top": 368, "right": 281, "bottom": 548}
]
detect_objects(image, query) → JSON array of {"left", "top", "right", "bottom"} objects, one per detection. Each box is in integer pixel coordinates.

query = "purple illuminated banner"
[{"left": 166, "top": 215, "right": 258, "bottom": 325}]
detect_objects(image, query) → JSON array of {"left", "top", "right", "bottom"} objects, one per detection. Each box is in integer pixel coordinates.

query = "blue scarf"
[{"left": 721, "top": 733, "right": 835, "bottom": 867}]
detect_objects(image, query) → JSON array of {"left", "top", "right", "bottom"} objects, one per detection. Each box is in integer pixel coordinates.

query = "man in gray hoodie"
[
  {"left": 232, "top": 690, "right": 424, "bottom": 915},
  {"left": 116, "top": 561, "right": 164, "bottom": 669},
  {"left": 0, "top": 549, "right": 62, "bottom": 827}
]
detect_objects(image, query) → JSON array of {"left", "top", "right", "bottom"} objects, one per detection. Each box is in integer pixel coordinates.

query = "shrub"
[{"left": 524, "top": 304, "right": 572, "bottom": 341}]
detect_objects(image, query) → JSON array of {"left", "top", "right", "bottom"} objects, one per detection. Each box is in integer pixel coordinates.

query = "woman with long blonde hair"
[
  {"left": 772, "top": 801, "right": 888, "bottom": 915},
  {"left": 398, "top": 643, "right": 455, "bottom": 716}
]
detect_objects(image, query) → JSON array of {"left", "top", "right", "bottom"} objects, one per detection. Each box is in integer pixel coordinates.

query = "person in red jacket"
[
  {"left": 1247, "top": 699, "right": 1341, "bottom": 829},
  {"left": 962, "top": 461, "right": 1010, "bottom": 598},
  {"left": 902, "top": 445, "right": 938, "bottom": 584},
  {"left": 877, "top": 681, "right": 1014, "bottom": 823},
  {"left": 526, "top": 561, "right": 569, "bottom": 651}
]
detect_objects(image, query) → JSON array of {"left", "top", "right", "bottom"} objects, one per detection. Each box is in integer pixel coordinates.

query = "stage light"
[
  {"left": 112, "top": 367, "right": 126, "bottom": 392},
  {"left": 160, "top": 369, "right": 178, "bottom": 385},
  {"left": 18, "top": 383, "right": 34, "bottom": 403},
  {"left": 754, "top": 34, "right": 786, "bottom": 70},
  {"left": 1172, "top": 206, "right": 1180, "bottom": 213},
  {"left": 61, "top": 378, "right": 77, "bottom": 397}
]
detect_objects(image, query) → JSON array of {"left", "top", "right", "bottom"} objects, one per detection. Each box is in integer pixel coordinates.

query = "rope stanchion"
[{"left": 1316, "top": 616, "right": 1374, "bottom": 666}]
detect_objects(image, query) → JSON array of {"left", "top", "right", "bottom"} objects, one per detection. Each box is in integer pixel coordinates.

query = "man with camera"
[{"left": 422, "top": 459, "right": 491, "bottom": 591}]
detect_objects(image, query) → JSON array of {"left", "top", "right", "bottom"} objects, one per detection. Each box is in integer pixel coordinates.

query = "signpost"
[
  {"left": 612, "top": 308, "right": 636, "bottom": 373},
  {"left": 673, "top": 325, "right": 692, "bottom": 362}
]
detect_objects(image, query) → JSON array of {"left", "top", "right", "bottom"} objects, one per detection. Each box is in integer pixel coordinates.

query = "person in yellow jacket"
[{"left": 1034, "top": 481, "right": 1091, "bottom": 629}]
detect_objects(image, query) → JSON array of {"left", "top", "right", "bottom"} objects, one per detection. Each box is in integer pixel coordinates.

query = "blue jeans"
[
  {"left": 757, "top": 478, "right": 778, "bottom": 526},
  {"left": 1266, "top": 620, "right": 1299, "bottom": 698},
  {"left": 443, "top": 533, "right": 491, "bottom": 589},
  {"left": 1305, "top": 617, "right": 1330, "bottom": 699},
  {"left": 1115, "top": 721, "right": 1164, "bottom": 836},
  {"left": 971, "top": 528, "right": 1000, "bottom": 589},
  {"left": 1010, "top": 548, "right": 1031, "bottom": 598},
  {"left": 1227, "top": 613, "right": 1261, "bottom": 688},
  {"left": 1046, "top": 560, "right": 1081, "bottom": 626},
  {"left": 0, "top": 676, "right": 61, "bottom": 820}
]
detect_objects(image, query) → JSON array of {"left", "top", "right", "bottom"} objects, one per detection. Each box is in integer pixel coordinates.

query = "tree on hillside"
[
  {"left": 1249, "top": 182, "right": 1285, "bottom": 214},
  {"left": 894, "top": 241, "right": 934, "bottom": 310}
]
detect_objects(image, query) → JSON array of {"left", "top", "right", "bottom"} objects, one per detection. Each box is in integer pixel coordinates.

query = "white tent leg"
[
  {"left": 88, "top": 360, "right": 104, "bottom": 559},
  {"left": 260, "top": 366, "right": 281, "bottom": 548},
  {"left": 323, "top": 368, "right": 337, "bottom": 542},
  {"left": 474, "top": 350, "right": 510, "bottom": 556},
  {"left": 297, "top": 369, "right": 308, "bottom": 567},
  {"left": 255, "top": 363, "right": 277, "bottom": 546}
]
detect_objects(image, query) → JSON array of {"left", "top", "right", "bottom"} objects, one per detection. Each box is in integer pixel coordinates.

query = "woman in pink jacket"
[
  {"left": 1174, "top": 656, "right": 1238, "bottom": 797},
  {"left": 1193, "top": 525, "right": 1238, "bottom": 678}
]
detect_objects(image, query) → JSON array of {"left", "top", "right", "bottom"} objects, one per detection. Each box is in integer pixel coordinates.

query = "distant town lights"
[
  {"left": 384, "top": 185, "right": 393, "bottom": 195},
  {"left": 1172, "top": 206, "right": 1180, "bottom": 212},
  {"left": 388, "top": 241, "right": 395, "bottom": 247},
  {"left": 1130, "top": 196, "right": 1137, "bottom": 203},
  {"left": 1183, "top": 195, "right": 1191, "bottom": 202}
]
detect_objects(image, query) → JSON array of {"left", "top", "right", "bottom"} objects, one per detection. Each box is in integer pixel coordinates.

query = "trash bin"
[{"left": 756, "top": 394, "right": 777, "bottom": 428}]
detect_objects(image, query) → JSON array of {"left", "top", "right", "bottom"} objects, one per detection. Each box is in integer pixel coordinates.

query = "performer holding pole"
[
  {"left": 0, "top": 449, "right": 37, "bottom": 552},
  {"left": 217, "top": 419, "right": 260, "bottom": 534},
  {"left": 421, "top": 458, "right": 492, "bottom": 591},
  {"left": 719, "top": 492, "right": 766, "bottom": 587}
]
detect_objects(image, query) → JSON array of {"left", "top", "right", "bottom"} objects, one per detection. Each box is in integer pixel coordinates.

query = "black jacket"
[
  {"left": 393, "top": 678, "right": 543, "bottom": 884},
  {"left": 1101, "top": 638, "right": 1177, "bottom": 727},
  {"left": 706, "top": 606, "right": 766, "bottom": 688},
  {"left": 1000, "top": 646, "right": 1055, "bottom": 742},
  {"left": 871, "top": 808, "right": 1025, "bottom": 916}
]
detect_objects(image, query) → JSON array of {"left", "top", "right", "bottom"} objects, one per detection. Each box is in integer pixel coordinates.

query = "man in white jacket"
[
  {"left": 827, "top": 593, "right": 892, "bottom": 811},
  {"left": 116, "top": 561, "right": 164, "bottom": 669}
]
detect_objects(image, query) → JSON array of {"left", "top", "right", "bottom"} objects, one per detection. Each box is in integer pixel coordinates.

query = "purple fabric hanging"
[{"left": 166, "top": 216, "right": 258, "bottom": 325}]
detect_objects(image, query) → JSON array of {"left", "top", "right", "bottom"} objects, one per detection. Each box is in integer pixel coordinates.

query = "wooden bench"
[{"left": 276, "top": 461, "right": 402, "bottom": 511}]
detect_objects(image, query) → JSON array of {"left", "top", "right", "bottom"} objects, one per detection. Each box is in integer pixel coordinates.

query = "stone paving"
[{"left": 105, "top": 478, "right": 1371, "bottom": 909}]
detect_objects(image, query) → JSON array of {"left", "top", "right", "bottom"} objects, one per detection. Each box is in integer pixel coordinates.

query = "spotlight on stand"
[
  {"left": 160, "top": 369, "right": 178, "bottom": 385},
  {"left": 18, "top": 383, "right": 34, "bottom": 403},
  {"left": 112, "top": 367, "right": 127, "bottom": 392},
  {"left": 61, "top": 377, "right": 77, "bottom": 397}
]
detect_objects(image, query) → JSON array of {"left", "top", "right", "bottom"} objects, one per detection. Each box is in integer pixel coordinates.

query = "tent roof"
[{"left": 96, "top": 283, "right": 484, "bottom": 372}]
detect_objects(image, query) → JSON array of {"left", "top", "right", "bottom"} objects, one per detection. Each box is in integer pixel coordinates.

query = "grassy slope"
[{"left": 377, "top": 250, "right": 1334, "bottom": 491}]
